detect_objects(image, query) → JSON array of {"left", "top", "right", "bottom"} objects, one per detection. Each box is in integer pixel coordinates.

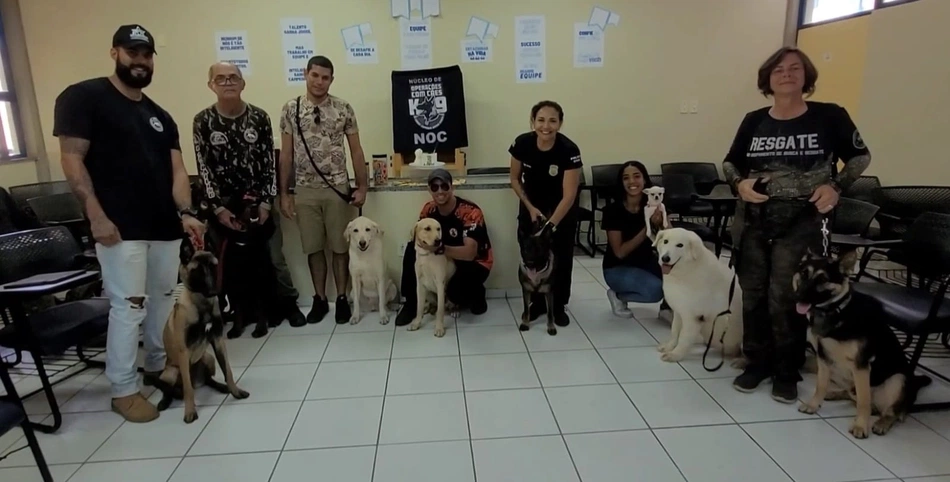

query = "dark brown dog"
[{"left": 149, "top": 240, "right": 249, "bottom": 423}]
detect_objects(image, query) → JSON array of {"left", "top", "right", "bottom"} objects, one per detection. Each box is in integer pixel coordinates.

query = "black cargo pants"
[{"left": 734, "top": 200, "right": 824, "bottom": 381}]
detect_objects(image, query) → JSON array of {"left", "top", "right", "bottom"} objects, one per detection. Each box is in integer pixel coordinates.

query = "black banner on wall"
[{"left": 391, "top": 65, "right": 469, "bottom": 153}]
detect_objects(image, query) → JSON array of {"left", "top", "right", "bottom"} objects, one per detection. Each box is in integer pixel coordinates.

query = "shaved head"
[{"left": 208, "top": 61, "right": 242, "bottom": 81}]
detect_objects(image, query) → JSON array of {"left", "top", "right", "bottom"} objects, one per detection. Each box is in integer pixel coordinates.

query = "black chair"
[
  {"left": 661, "top": 173, "right": 714, "bottom": 219},
  {"left": 466, "top": 167, "right": 510, "bottom": 175},
  {"left": 1, "top": 187, "right": 43, "bottom": 236},
  {"left": 26, "top": 193, "right": 84, "bottom": 225},
  {"left": 832, "top": 198, "right": 880, "bottom": 236},
  {"left": 852, "top": 212, "right": 950, "bottom": 411},
  {"left": 661, "top": 162, "right": 723, "bottom": 195},
  {"left": 649, "top": 174, "right": 664, "bottom": 188},
  {"left": 588, "top": 164, "right": 624, "bottom": 254},
  {"left": 8, "top": 182, "right": 72, "bottom": 215},
  {"left": 0, "top": 227, "right": 109, "bottom": 433},
  {"left": 574, "top": 170, "right": 594, "bottom": 257},
  {"left": 0, "top": 363, "right": 53, "bottom": 481},
  {"left": 843, "top": 175, "right": 881, "bottom": 204}
]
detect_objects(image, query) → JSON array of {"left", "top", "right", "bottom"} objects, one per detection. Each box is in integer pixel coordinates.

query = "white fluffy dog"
[
  {"left": 653, "top": 228, "right": 744, "bottom": 366},
  {"left": 344, "top": 216, "right": 398, "bottom": 325},
  {"left": 644, "top": 186, "right": 670, "bottom": 240},
  {"left": 408, "top": 218, "right": 456, "bottom": 337}
]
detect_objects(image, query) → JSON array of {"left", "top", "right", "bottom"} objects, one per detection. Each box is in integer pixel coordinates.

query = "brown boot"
[{"left": 111, "top": 393, "right": 159, "bottom": 423}]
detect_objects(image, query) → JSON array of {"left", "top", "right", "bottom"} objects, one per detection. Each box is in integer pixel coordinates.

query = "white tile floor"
[{"left": 2, "top": 256, "right": 950, "bottom": 481}]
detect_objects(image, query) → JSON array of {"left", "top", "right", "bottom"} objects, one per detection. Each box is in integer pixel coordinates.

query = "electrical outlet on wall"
[
  {"left": 689, "top": 100, "right": 699, "bottom": 114},
  {"left": 396, "top": 244, "right": 405, "bottom": 257},
  {"left": 680, "top": 100, "right": 689, "bottom": 114}
]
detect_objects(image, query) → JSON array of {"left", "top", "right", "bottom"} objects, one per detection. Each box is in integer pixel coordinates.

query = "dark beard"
[{"left": 115, "top": 60, "right": 153, "bottom": 89}]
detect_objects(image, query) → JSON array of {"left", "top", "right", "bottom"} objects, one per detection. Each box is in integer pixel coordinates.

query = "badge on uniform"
[
  {"left": 149, "top": 117, "right": 164, "bottom": 132},
  {"left": 210, "top": 131, "right": 227, "bottom": 146},
  {"left": 548, "top": 165, "right": 559, "bottom": 177}
]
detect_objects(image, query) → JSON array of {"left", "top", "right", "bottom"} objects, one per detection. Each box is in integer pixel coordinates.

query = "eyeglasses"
[
  {"left": 429, "top": 182, "right": 451, "bottom": 192},
  {"left": 212, "top": 74, "right": 243, "bottom": 86}
]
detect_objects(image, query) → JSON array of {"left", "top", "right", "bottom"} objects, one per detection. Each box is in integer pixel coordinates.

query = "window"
[
  {"left": 0, "top": 11, "right": 26, "bottom": 160},
  {"left": 802, "top": 0, "right": 875, "bottom": 25},
  {"left": 800, "top": 0, "right": 921, "bottom": 26}
]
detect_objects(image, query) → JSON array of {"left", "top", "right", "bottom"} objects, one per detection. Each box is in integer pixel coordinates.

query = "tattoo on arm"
[
  {"left": 723, "top": 161, "right": 742, "bottom": 185},
  {"left": 60, "top": 136, "right": 91, "bottom": 157},
  {"left": 836, "top": 154, "right": 871, "bottom": 191}
]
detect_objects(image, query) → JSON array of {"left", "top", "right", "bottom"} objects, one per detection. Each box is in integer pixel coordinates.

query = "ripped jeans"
[{"left": 96, "top": 240, "right": 181, "bottom": 398}]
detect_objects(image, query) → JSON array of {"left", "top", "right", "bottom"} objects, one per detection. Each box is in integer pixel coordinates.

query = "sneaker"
[
  {"left": 553, "top": 304, "right": 570, "bottom": 327},
  {"left": 335, "top": 295, "right": 351, "bottom": 324},
  {"left": 607, "top": 289, "right": 633, "bottom": 317},
  {"left": 771, "top": 377, "right": 799, "bottom": 404},
  {"left": 471, "top": 297, "right": 488, "bottom": 315},
  {"left": 733, "top": 364, "right": 771, "bottom": 393},
  {"left": 307, "top": 297, "right": 329, "bottom": 324},
  {"left": 111, "top": 393, "right": 159, "bottom": 423},
  {"left": 395, "top": 304, "right": 416, "bottom": 326}
]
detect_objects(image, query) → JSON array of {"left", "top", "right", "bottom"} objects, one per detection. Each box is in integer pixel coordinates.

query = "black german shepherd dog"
[
  {"left": 518, "top": 217, "right": 557, "bottom": 335},
  {"left": 793, "top": 249, "right": 931, "bottom": 438},
  {"left": 213, "top": 192, "right": 282, "bottom": 339}
]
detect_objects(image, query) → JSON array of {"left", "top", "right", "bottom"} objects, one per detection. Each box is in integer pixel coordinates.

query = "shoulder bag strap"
[{"left": 294, "top": 96, "right": 353, "bottom": 202}]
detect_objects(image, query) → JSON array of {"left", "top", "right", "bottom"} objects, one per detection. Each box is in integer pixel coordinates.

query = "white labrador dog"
[
  {"left": 653, "top": 228, "right": 744, "bottom": 366},
  {"left": 344, "top": 216, "right": 398, "bottom": 325},
  {"left": 408, "top": 218, "right": 456, "bottom": 337}
]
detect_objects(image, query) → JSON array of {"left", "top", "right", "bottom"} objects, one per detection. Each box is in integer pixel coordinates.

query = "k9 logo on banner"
[{"left": 391, "top": 65, "right": 468, "bottom": 152}]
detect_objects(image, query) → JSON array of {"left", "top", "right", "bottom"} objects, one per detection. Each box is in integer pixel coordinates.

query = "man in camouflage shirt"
[
  {"left": 279, "top": 56, "right": 369, "bottom": 324},
  {"left": 194, "top": 62, "right": 306, "bottom": 328}
]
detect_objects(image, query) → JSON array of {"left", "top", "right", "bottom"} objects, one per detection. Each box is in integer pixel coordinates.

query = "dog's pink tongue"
[
  {"left": 660, "top": 264, "right": 673, "bottom": 275},
  {"left": 796, "top": 303, "right": 811, "bottom": 315}
]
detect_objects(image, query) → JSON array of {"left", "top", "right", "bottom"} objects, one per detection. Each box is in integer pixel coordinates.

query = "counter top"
[{"left": 365, "top": 174, "right": 511, "bottom": 192}]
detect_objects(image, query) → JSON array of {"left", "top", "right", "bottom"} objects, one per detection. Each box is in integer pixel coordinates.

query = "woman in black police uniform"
[
  {"left": 508, "top": 100, "right": 583, "bottom": 326},
  {"left": 723, "top": 47, "right": 871, "bottom": 403}
]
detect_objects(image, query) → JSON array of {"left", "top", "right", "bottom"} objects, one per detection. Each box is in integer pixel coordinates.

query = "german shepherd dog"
[
  {"left": 793, "top": 249, "right": 931, "bottom": 438},
  {"left": 216, "top": 192, "right": 282, "bottom": 339},
  {"left": 518, "top": 218, "right": 557, "bottom": 335},
  {"left": 148, "top": 239, "right": 249, "bottom": 423}
]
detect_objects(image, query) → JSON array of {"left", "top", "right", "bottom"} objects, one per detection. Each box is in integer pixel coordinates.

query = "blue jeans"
[{"left": 603, "top": 266, "right": 664, "bottom": 303}]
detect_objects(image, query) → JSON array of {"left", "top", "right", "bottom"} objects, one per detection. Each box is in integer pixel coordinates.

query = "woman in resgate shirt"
[
  {"left": 508, "top": 101, "right": 583, "bottom": 327},
  {"left": 723, "top": 47, "right": 871, "bottom": 403}
]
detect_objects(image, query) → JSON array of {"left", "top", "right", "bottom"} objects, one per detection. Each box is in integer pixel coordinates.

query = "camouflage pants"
[{"left": 734, "top": 200, "right": 823, "bottom": 380}]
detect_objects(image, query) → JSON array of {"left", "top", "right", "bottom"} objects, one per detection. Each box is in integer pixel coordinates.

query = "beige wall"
[
  {"left": 14, "top": 0, "right": 787, "bottom": 181},
  {"left": 858, "top": 0, "right": 949, "bottom": 185},
  {"left": 796, "top": 0, "right": 949, "bottom": 185}
]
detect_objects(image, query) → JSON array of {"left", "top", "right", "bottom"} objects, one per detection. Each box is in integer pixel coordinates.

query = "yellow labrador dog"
[
  {"left": 345, "top": 216, "right": 398, "bottom": 325},
  {"left": 408, "top": 218, "right": 456, "bottom": 337},
  {"left": 653, "top": 228, "right": 744, "bottom": 366}
]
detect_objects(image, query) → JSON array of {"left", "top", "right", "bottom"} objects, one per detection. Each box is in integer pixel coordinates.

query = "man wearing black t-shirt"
[
  {"left": 193, "top": 62, "right": 306, "bottom": 328},
  {"left": 53, "top": 24, "right": 204, "bottom": 423},
  {"left": 395, "top": 169, "right": 493, "bottom": 326}
]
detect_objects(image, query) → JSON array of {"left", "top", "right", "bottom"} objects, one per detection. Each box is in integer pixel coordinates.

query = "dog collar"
[{"left": 813, "top": 292, "right": 852, "bottom": 316}]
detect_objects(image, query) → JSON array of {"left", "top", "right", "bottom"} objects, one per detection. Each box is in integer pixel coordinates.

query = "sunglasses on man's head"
[{"left": 429, "top": 182, "right": 451, "bottom": 192}]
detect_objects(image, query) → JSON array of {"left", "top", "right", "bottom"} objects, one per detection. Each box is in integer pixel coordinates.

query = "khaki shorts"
[{"left": 294, "top": 185, "right": 357, "bottom": 255}]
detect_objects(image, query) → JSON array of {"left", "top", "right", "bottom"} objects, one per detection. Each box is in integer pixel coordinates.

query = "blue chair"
[{"left": 0, "top": 363, "right": 53, "bottom": 481}]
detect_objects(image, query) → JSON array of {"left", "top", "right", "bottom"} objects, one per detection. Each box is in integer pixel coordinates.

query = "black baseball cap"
[
  {"left": 112, "top": 24, "right": 156, "bottom": 53},
  {"left": 427, "top": 168, "right": 453, "bottom": 185}
]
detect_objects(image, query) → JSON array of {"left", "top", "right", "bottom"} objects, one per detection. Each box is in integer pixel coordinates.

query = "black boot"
[
  {"left": 335, "top": 295, "right": 351, "bottom": 324},
  {"left": 284, "top": 298, "right": 306, "bottom": 327},
  {"left": 733, "top": 363, "right": 772, "bottom": 393},
  {"left": 553, "top": 303, "right": 570, "bottom": 327}
]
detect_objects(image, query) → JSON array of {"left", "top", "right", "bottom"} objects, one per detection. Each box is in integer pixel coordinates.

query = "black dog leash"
[
  {"left": 702, "top": 274, "right": 737, "bottom": 372},
  {"left": 294, "top": 96, "right": 362, "bottom": 218}
]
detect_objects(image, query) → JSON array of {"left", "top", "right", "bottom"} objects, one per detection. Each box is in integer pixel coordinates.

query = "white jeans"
[{"left": 96, "top": 240, "right": 181, "bottom": 398}]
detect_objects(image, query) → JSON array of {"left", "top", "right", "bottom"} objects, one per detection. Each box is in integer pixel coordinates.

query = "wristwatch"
[{"left": 178, "top": 207, "right": 198, "bottom": 219}]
